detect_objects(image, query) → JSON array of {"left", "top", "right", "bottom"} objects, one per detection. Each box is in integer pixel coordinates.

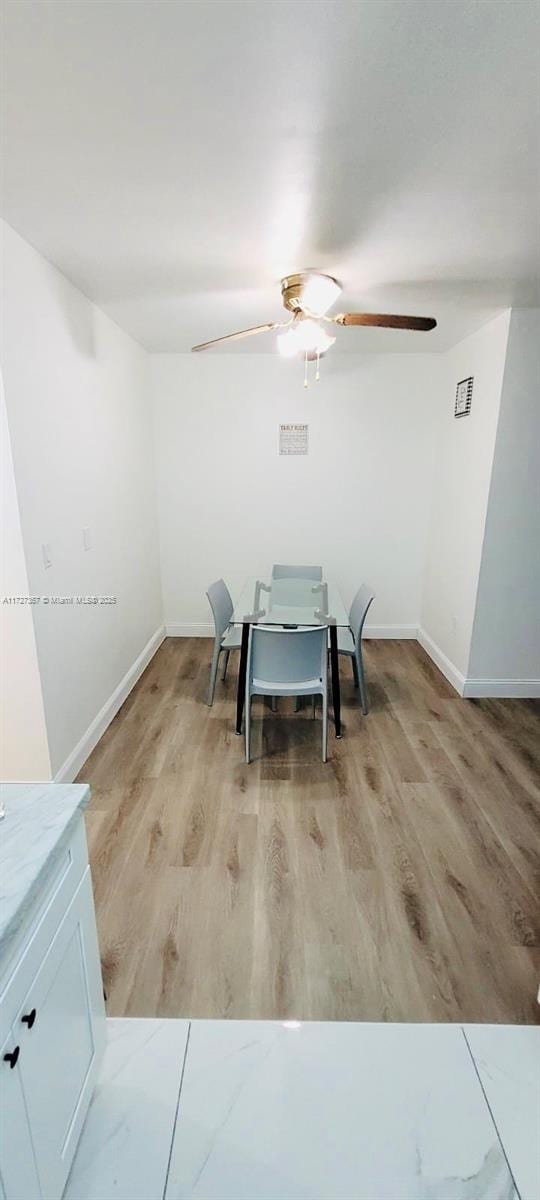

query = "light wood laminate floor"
[{"left": 79, "top": 638, "right": 540, "bottom": 1023}]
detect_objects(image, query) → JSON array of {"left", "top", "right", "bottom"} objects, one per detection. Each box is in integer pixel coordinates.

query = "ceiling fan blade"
[
  {"left": 334, "top": 313, "right": 437, "bottom": 331},
  {"left": 191, "top": 322, "right": 278, "bottom": 352}
]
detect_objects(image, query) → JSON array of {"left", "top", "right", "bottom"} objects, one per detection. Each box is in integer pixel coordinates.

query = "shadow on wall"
[{"left": 48, "top": 259, "right": 97, "bottom": 358}]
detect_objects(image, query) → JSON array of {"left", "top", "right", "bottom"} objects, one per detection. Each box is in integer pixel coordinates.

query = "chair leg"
[
  {"left": 322, "top": 691, "right": 328, "bottom": 762},
  {"left": 207, "top": 640, "right": 221, "bottom": 706},
  {"left": 221, "top": 650, "right": 230, "bottom": 681},
  {"left": 357, "top": 647, "right": 369, "bottom": 715},
  {"left": 351, "top": 654, "right": 359, "bottom": 687},
  {"left": 245, "top": 695, "right": 251, "bottom": 763},
  {"left": 271, "top": 696, "right": 278, "bottom": 712}
]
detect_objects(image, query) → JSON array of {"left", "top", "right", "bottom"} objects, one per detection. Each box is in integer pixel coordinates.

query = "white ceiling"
[{"left": 1, "top": 0, "right": 539, "bottom": 353}]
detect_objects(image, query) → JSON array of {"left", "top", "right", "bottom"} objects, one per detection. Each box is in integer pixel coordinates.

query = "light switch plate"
[
  {"left": 41, "top": 542, "right": 52, "bottom": 569},
  {"left": 82, "top": 526, "right": 93, "bottom": 551}
]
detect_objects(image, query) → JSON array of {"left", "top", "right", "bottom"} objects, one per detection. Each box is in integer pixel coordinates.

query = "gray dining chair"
[
  {"left": 337, "top": 584, "right": 375, "bottom": 714},
  {"left": 271, "top": 564, "right": 323, "bottom": 581},
  {"left": 270, "top": 576, "right": 320, "bottom": 610},
  {"left": 206, "top": 579, "right": 242, "bottom": 706},
  {"left": 245, "top": 625, "right": 328, "bottom": 763}
]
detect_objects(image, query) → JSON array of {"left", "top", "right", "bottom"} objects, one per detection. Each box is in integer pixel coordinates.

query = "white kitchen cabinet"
[
  {"left": 0, "top": 1028, "right": 41, "bottom": 1200},
  {"left": 0, "top": 784, "right": 105, "bottom": 1200}
]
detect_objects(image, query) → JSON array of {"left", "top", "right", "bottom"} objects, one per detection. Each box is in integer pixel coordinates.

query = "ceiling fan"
[{"left": 191, "top": 271, "right": 436, "bottom": 381}]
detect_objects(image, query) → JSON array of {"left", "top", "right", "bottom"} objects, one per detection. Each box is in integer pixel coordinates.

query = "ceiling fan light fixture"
[
  {"left": 295, "top": 318, "right": 336, "bottom": 354},
  {"left": 301, "top": 272, "right": 341, "bottom": 315},
  {"left": 277, "top": 326, "right": 300, "bottom": 357},
  {"left": 277, "top": 318, "right": 336, "bottom": 359},
  {"left": 313, "top": 328, "right": 336, "bottom": 354}
]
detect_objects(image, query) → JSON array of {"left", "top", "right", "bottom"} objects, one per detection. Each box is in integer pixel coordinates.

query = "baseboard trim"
[
  {"left": 417, "top": 628, "right": 466, "bottom": 696},
  {"left": 166, "top": 623, "right": 214, "bottom": 637},
  {"left": 54, "top": 625, "right": 166, "bottom": 783},
  {"left": 165, "top": 622, "right": 418, "bottom": 640},
  {"left": 416, "top": 630, "right": 540, "bottom": 699},
  {"left": 363, "top": 624, "right": 418, "bottom": 639},
  {"left": 462, "top": 678, "right": 540, "bottom": 699}
]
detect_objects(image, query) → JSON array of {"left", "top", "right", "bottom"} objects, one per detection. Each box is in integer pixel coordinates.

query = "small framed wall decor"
[
  {"left": 455, "top": 376, "right": 473, "bottom": 418},
  {"left": 279, "top": 423, "right": 309, "bottom": 455}
]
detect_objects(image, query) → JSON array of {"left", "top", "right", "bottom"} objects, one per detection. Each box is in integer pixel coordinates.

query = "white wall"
[
  {"left": 0, "top": 221, "right": 163, "bottom": 778},
  {"left": 151, "top": 352, "right": 440, "bottom": 635},
  {"left": 420, "top": 310, "right": 511, "bottom": 680},
  {"left": 0, "top": 370, "right": 51, "bottom": 779},
  {"left": 467, "top": 309, "right": 540, "bottom": 687}
]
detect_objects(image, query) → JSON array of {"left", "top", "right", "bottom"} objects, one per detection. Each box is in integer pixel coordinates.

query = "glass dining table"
[{"left": 231, "top": 577, "right": 350, "bottom": 738}]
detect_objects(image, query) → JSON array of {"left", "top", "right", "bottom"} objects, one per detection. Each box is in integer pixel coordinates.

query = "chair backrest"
[
  {"left": 349, "top": 584, "right": 375, "bottom": 642},
  {"left": 270, "top": 576, "right": 319, "bottom": 608},
  {"left": 206, "top": 578, "right": 233, "bottom": 641},
  {"left": 248, "top": 625, "right": 327, "bottom": 687},
  {"left": 272, "top": 564, "right": 323, "bottom": 581}
]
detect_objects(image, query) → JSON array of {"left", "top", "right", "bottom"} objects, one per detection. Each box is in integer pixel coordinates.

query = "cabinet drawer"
[{"left": 0, "top": 818, "right": 89, "bottom": 1043}]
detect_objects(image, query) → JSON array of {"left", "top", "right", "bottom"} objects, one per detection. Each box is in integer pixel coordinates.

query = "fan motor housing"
[{"left": 280, "top": 271, "right": 340, "bottom": 313}]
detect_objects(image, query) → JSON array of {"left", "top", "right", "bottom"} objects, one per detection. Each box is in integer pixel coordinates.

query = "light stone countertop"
[{"left": 0, "top": 782, "right": 90, "bottom": 959}]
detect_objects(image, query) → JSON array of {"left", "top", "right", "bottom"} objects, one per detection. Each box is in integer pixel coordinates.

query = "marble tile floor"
[{"left": 65, "top": 1018, "right": 539, "bottom": 1200}]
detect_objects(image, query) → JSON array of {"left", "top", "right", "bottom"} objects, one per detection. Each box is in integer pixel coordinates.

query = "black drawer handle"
[
  {"left": 21, "top": 1008, "right": 37, "bottom": 1030},
  {"left": 3, "top": 1046, "right": 20, "bottom": 1069}
]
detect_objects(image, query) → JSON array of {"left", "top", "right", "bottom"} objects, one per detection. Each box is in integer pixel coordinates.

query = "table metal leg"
[
  {"left": 235, "top": 622, "right": 250, "bottom": 735},
  {"left": 329, "top": 625, "right": 342, "bottom": 738}
]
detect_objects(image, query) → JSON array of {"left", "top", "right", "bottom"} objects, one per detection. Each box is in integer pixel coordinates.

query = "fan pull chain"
[{"left": 304, "top": 351, "right": 308, "bottom": 388}]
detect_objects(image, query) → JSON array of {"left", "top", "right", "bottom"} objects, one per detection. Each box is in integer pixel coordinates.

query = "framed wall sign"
[
  {"left": 455, "top": 376, "right": 473, "bottom": 418},
  {"left": 279, "top": 423, "right": 309, "bottom": 455}
]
